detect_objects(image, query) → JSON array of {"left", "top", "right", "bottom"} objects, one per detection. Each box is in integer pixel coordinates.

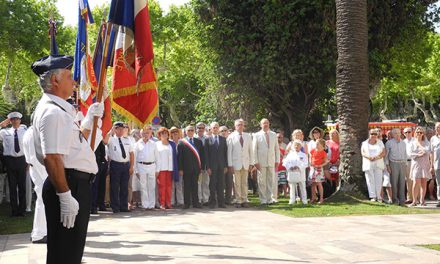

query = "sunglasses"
[
  {"left": 370, "top": 133, "right": 378, "bottom": 136},
  {"left": 416, "top": 131, "right": 424, "bottom": 134}
]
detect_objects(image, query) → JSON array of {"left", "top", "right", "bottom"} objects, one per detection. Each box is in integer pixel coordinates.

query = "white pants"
[
  {"left": 0, "top": 172, "right": 9, "bottom": 203},
  {"left": 258, "top": 167, "right": 275, "bottom": 204},
  {"left": 138, "top": 164, "right": 156, "bottom": 209},
  {"left": 233, "top": 169, "right": 249, "bottom": 204},
  {"left": 29, "top": 163, "right": 47, "bottom": 241},
  {"left": 26, "top": 170, "right": 32, "bottom": 212},
  {"left": 289, "top": 182, "right": 307, "bottom": 204},
  {"left": 198, "top": 170, "right": 210, "bottom": 203},
  {"left": 365, "top": 168, "right": 383, "bottom": 199},
  {"left": 272, "top": 170, "right": 278, "bottom": 201},
  {"left": 171, "top": 177, "right": 184, "bottom": 205}
]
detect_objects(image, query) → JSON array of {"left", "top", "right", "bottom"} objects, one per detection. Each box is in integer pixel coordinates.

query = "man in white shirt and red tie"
[
  {"left": 0, "top": 111, "right": 27, "bottom": 216},
  {"left": 227, "top": 119, "right": 253, "bottom": 208},
  {"left": 104, "top": 121, "right": 134, "bottom": 213},
  {"left": 133, "top": 125, "right": 159, "bottom": 210},
  {"left": 252, "top": 118, "right": 280, "bottom": 205}
]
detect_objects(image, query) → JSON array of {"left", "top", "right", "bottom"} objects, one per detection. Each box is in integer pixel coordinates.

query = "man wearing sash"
[{"left": 178, "top": 125, "right": 205, "bottom": 209}]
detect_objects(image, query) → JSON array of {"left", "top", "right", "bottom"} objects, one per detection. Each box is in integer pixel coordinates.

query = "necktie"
[
  {"left": 214, "top": 136, "right": 219, "bottom": 148},
  {"left": 118, "top": 138, "right": 127, "bottom": 159},
  {"left": 240, "top": 134, "right": 244, "bottom": 147},
  {"left": 265, "top": 132, "right": 269, "bottom": 148},
  {"left": 14, "top": 129, "right": 20, "bottom": 153},
  {"left": 190, "top": 138, "right": 193, "bottom": 145}
]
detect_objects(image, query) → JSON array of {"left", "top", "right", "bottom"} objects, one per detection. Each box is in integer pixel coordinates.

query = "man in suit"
[
  {"left": 178, "top": 125, "right": 205, "bottom": 209},
  {"left": 195, "top": 122, "right": 210, "bottom": 205},
  {"left": 252, "top": 118, "right": 280, "bottom": 205},
  {"left": 227, "top": 119, "right": 253, "bottom": 208},
  {"left": 205, "top": 122, "right": 228, "bottom": 208}
]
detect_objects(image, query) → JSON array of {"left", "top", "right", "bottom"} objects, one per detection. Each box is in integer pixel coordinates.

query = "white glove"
[
  {"left": 56, "top": 190, "right": 79, "bottom": 229},
  {"left": 81, "top": 102, "right": 104, "bottom": 130}
]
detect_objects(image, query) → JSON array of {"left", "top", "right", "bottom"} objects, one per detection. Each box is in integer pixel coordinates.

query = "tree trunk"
[{"left": 335, "top": 0, "right": 369, "bottom": 195}]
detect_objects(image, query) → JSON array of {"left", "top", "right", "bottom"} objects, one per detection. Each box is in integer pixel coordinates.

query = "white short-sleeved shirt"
[
  {"left": 432, "top": 135, "right": 440, "bottom": 170},
  {"left": 0, "top": 126, "right": 26, "bottom": 157},
  {"left": 156, "top": 141, "right": 173, "bottom": 171},
  {"left": 108, "top": 136, "right": 133, "bottom": 162},
  {"left": 32, "top": 93, "right": 98, "bottom": 174}
]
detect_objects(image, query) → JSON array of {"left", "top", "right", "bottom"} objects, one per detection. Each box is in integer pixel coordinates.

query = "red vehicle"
[{"left": 326, "top": 121, "right": 417, "bottom": 135}]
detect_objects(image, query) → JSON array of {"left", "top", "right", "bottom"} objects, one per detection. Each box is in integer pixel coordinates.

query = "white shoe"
[{"left": 370, "top": 198, "right": 376, "bottom": 202}]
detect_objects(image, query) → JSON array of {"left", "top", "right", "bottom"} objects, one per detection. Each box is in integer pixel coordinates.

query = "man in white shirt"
[
  {"left": 30, "top": 54, "right": 103, "bottom": 263},
  {"left": 133, "top": 125, "right": 159, "bottom": 209},
  {"left": 23, "top": 125, "right": 48, "bottom": 243},
  {"left": 252, "top": 118, "right": 280, "bottom": 205},
  {"left": 227, "top": 119, "right": 253, "bottom": 207},
  {"left": 104, "top": 121, "right": 134, "bottom": 213},
  {"left": 403, "top": 127, "right": 415, "bottom": 203},
  {"left": 385, "top": 128, "right": 408, "bottom": 206},
  {"left": 0, "top": 111, "right": 27, "bottom": 217}
]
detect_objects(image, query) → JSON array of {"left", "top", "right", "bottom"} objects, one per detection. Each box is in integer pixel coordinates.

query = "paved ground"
[{"left": 1, "top": 206, "right": 440, "bottom": 264}]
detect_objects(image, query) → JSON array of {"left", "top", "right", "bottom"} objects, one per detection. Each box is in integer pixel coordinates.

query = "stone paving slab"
[{"left": 1, "top": 208, "right": 440, "bottom": 264}]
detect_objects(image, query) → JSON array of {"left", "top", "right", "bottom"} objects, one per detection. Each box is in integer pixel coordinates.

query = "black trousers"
[
  {"left": 91, "top": 160, "right": 108, "bottom": 210},
  {"left": 43, "top": 169, "right": 92, "bottom": 264},
  {"left": 183, "top": 168, "right": 200, "bottom": 207},
  {"left": 109, "top": 161, "right": 129, "bottom": 212},
  {"left": 209, "top": 167, "right": 225, "bottom": 206},
  {"left": 5, "top": 156, "right": 26, "bottom": 215},
  {"left": 224, "top": 171, "right": 233, "bottom": 204}
]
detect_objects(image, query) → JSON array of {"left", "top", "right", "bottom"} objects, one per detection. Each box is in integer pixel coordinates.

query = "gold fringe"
[
  {"left": 112, "top": 81, "right": 157, "bottom": 99},
  {"left": 111, "top": 99, "right": 159, "bottom": 128}
]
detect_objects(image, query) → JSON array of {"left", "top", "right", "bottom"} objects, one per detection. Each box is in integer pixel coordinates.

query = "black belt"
[
  {"left": 65, "top": 168, "right": 93, "bottom": 182},
  {"left": 138, "top": 162, "right": 155, "bottom": 165},
  {"left": 111, "top": 160, "right": 130, "bottom": 165}
]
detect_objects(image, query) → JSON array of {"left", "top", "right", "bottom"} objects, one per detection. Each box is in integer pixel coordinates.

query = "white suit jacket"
[
  {"left": 252, "top": 130, "right": 280, "bottom": 168},
  {"left": 227, "top": 131, "right": 253, "bottom": 170}
]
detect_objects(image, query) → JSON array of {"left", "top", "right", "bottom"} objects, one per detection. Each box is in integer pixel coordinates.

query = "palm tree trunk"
[{"left": 335, "top": 0, "right": 369, "bottom": 195}]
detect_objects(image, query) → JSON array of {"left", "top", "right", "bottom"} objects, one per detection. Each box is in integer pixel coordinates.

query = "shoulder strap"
[{"left": 46, "top": 100, "right": 67, "bottom": 112}]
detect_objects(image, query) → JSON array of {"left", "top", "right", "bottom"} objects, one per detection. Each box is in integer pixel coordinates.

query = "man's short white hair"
[
  {"left": 234, "top": 118, "right": 244, "bottom": 126},
  {"left": 38, "top": 69, "right": 63, "bottom": 93}
]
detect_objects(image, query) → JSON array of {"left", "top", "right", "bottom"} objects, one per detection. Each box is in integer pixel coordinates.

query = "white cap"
[{"left": 7, "top": 112, "right": 22, "bottom": 119}]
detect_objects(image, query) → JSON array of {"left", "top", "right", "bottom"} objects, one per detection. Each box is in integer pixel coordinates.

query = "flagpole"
[{"left": 90, "top": 21, "right": 113, "bottom": 149}]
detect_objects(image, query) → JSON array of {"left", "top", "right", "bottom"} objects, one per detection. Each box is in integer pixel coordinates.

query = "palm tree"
[{"left": 335, "top": 0, "right": 369, "bottom": 194}]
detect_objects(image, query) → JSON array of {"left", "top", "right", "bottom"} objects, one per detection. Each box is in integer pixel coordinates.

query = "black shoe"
[
  {"left": 183, "top": 205, "right": 190, "bottom": 209},
  {"left": 209, "top": 203, "right": 216, "bottom": 209},
  {"left": 91, "top": 209, "right": 98, "bottom": 214},
  {"left": 32, "top": 236, "right": 47, "bottom": 244},
  {"left": 218, "top": 204, "right": 226, "bottom": 208},
  {"left": 120, "top": 209, "right": 131, "bottom": 212},
  {"left": 202, "top": 202, "right": 209, "bottom": 206},
  {"left": 112, "top": 210, "right": 120, "bottom": 213},
  {"left": 98, "top": 206, "right": 107, "bottom": 211},
  {"left": 194, "top": 203, "right": 202, "bottom": 208}
]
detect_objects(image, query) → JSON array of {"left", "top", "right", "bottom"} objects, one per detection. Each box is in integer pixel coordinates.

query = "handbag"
[{"left": 287, "top": 169, "right": 302, "bottom": 183}]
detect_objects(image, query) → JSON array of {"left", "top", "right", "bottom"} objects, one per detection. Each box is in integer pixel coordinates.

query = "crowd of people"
[{"left": 362, "top": 124, "right": 440, "bottom": 207}]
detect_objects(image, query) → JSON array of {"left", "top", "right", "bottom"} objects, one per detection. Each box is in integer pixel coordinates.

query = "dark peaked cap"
[{"left": 31, "top": 54, "right": 74, "bottom": 76}]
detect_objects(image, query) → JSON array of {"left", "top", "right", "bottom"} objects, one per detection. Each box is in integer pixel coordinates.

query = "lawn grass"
[
  {"left": 419, "top": 244, "right": 440, "bottom": 251},
  {"left": 248, "top": 192, "right": 440, "bottom": 217},
  {"left": 0, "top": 203, "right": 34, "bottom": 235}
]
